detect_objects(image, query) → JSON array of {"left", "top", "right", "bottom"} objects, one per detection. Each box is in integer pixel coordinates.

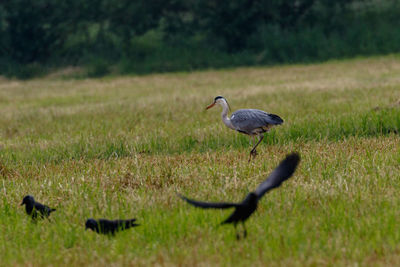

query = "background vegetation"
[
  {"left": 0, "top": 56, "right": 399, "bottom": 265},
  {"left": 1, "top": 0, "right": 400, "bottom": 78}
]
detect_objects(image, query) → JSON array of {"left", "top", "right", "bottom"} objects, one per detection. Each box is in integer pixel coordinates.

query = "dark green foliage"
[
  {"left": 0, "top": 0, "right": 71, "bottom": 63},
  {"left": 162, "top": 0, "right": 317, "bottom": 51},
  {"left": 1, "top": 0, "right": 400, "bottom": 78},
  {"left": 86, "top": 58, "right": 110, "bottom": 77},
  {"left": 0, "top": 0, "right": 164, "bottom": 64}
]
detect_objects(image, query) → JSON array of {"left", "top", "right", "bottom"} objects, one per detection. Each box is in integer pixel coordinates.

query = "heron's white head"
[{"left": 206, "top": 96, "right": 231, "bottom": 111}]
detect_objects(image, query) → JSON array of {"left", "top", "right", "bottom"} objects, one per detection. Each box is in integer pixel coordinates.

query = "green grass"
[{"left": 1, "top": 55, "right": 400, "bottom": 266}]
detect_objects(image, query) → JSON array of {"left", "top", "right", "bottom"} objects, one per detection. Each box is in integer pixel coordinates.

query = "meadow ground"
[{"left": 0, "top": 55, "right": 400, "bottom": 266}]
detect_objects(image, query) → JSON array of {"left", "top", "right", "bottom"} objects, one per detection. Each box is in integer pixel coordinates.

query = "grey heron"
[
  {"left": 206, "top": 96, "right": 284, "bottom": 160},
  {"left": 178, "top": 153, "right": 300, "bottom": 239}
]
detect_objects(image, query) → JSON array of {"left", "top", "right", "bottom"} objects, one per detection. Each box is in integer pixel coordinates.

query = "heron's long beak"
[{"left": 206, "top": 102, "right": 216, "bottom": 110}]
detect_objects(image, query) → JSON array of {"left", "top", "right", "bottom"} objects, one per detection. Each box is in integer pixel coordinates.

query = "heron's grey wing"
[
  {"left": 230, "top": 109, "right": 283, "bottom": 133},
  {"left": 254, "top": 153, "right": 300, "bottom": 199},
  {"left": 178, "top": 194, "right": 238, "bottom": 209}
]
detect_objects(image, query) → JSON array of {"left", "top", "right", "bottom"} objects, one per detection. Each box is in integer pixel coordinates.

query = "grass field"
[{"left": 1, "top": 55, "right": 400, "bottom": 266}]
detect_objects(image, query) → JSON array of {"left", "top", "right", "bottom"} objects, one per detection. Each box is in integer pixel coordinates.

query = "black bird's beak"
[{"left": 20, "top": 202, "right": 24, "bottom": 206}]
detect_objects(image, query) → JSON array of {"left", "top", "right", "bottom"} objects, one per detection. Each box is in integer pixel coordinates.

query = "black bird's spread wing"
[
  {"left": 178, "top": 194, "right": 238, "bottom": 209},
  {"left": 254, "top": 153, "right": 300, "bottom": 199}
]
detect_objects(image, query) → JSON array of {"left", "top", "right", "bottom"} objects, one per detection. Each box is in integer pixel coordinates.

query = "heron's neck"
[{"left": 220, "top": 102, "right": 235, "bottom": 130}]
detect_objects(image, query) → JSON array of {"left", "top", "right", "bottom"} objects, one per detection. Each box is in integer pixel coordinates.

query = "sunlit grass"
[{"left": 0, "top": 55, "right": 400, "bottom": 266}]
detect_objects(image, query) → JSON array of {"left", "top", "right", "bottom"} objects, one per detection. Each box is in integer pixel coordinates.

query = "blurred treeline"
[{"left": 1, "top": 0, "right": 400, "bottom": 78}]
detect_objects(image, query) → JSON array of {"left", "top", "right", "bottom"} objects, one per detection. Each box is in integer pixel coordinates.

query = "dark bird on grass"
[
  {"left": 21, "top": 195, "right": 56, "bottom": 220},
  {"left": 85, "top": 218, "right": 140, "bottom": 235},
  {"left": 206, "top": 96, "right": 283, "bottom": 161},
  {"left": 178, "top": 153, "right": 300, "bottom": 239}
]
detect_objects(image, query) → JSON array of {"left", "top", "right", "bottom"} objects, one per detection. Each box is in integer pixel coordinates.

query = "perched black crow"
[
  {"left": 21, "top": 195, "right": 56, "bottom": 220},
  {"left": 179, "top": 153, "right": 300, "bottom": 239},
  {"left": 85, "top": 218, "right": 140, "bottom": 235}
]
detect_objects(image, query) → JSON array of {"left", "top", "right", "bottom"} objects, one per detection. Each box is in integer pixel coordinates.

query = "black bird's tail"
[{"left": 125, "top": 219, "right": 140, "bottom": 228}]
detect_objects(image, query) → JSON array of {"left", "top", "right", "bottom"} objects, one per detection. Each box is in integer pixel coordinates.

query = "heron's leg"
[
  {"left": 249, "top": 135, "right": 255, "bottom": 146},
  {"left": 250, "top": 134, "right": 264, "bottom": 159},
  {"left": 248, "top": 136, "right": 255, "bottom": 162}
]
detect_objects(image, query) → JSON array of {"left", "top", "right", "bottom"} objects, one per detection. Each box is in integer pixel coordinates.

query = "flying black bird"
[
  {"left": 21, "top": 195, "right": 56, "bottom": 220},
  {"left": 85, "top": 218, "right": 140, "bottom": 235},
  {"left": 178, "top": 153, "right": 300, "bottom": 239}
]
